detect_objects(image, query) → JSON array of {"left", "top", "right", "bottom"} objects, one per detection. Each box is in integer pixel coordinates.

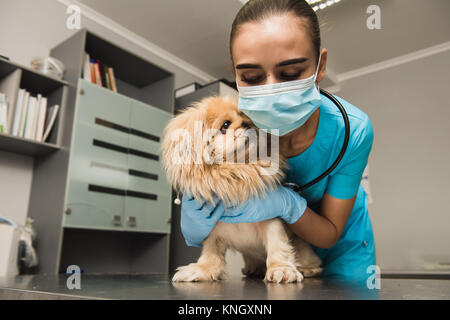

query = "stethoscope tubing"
[{"left": 284, "top": 89, "right": 351, "bottom": 193}]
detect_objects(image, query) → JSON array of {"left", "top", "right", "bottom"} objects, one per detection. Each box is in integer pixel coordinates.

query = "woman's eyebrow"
[
  {"left": 236, "top": 58, "right": 308, "bottom": 70},
  {"left": 276, "top": 57, "right": 308, "bottom": 67},
  {"left": 235, "top": 63, "right": 261, "bottom": 69}
]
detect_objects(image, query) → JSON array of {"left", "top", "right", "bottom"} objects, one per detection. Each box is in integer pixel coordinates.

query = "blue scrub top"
[{"left": 285, "top": 93, "right": 376, "bottom": 280}]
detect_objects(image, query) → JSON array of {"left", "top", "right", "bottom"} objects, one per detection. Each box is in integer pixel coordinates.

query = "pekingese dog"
[{"left": 162, "top": 96, "right": 322, "bottom": 283}]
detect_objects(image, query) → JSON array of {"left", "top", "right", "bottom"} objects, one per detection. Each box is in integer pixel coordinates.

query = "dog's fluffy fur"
[{"left": 162, "top": 96, "right": 322, "bottom": 283}]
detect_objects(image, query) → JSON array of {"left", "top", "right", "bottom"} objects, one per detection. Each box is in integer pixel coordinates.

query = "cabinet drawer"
[
  {"left": 72, "top": 124, "right": 129, "bottom": 170},
  {"left": 77, "top": 80, "right": 131, "bottom": 127},
  {"left": 124, "top": 193, "right": 171, "bottom": 233},
  {"left": 130, "top": 100, "right": 170, "bottom": 137},
  {"left": 64, "top": 179, "right": 126, "bottom": 230}
]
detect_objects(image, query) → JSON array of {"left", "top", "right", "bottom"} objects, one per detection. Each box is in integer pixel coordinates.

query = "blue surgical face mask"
[{"left": 237, "top": 53, "right": 322, "bottom": 136}]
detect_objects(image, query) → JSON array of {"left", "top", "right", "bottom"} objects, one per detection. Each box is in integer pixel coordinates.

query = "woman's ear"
[{"left": 316, "top": 48, "right": 328, "bottom": 84}]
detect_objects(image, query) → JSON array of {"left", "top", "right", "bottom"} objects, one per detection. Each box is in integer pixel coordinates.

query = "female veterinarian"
[{"left": 181, "top": 0, "right": 375, "bottom": 280}]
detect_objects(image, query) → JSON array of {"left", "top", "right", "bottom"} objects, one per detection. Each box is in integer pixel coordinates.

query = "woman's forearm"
[{"left": 288, "top": 207, "right": 339, "bottom": 249}]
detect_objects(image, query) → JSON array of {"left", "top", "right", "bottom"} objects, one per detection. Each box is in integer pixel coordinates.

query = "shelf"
[
  {"left": 0, "top": 132, "right": 60, "bottom": 156},
  {"left": 0, "top": 57, "right": 68, "bottom": 93},
  {"left": 85, "top": 31, "right": 171, "bottom": 88}
]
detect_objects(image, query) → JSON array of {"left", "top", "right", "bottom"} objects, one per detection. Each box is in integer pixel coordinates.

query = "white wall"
[
  {"left": 0, "top": 0, "right": 207, "bottom": 225},
  {"left": 337, "top": 50, "right": 450, "bottom": 272}
]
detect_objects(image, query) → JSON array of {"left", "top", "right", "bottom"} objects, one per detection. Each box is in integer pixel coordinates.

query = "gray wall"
[
  {"left": 0, "top": 0, "right": 206, "bottom": 226},
  {"left": 337, "top": 50, "right": 450, "bottom": 272},
  {"left": 0, "top": 151, "right": 33, "bottom": 225}
]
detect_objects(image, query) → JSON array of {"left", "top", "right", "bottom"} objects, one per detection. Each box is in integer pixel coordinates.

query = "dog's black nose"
[{"left": 242, "top": 121, "right": 251, "bottom": 129}]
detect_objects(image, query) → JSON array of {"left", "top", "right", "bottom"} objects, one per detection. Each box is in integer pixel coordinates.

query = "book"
[
  {"left": 24, "top": 96, "right": 36, "bottom": 139},
  {"left": 102, "top": 64, "right": 111, "bottom": 89},
  {"left": 82, "top": 57, "right": 117, "bottom": 92},
  {"left": 0, "top": 93, "right": 8, "bottom": 134},
  {"left": 42, "top": 104, "right": 60, "bottom": 142},
  {"left": 94, "top": 62, "right": 102, "bottom": 86},
  {"left": 12, "top": 89, "right": 25, "bottom": 136},
  {"left": 31, "top": 94, "right": 42, "bottom": 140},
  {"left": 19, "top": 91, "right": 30, "bottom": 138},
  {"left": 83, "top": 53, "right": 91, "bottom": 83},
  {"left": 89, "top": 59, "right": 96, "bottom": 84},
  {"left": 35, "top": 97, "right": 47, "bottom": 141},
  {"left": 97, "top": 60, "right": 107, "bottom": 88},
  {"left": 107, "top": 67, "right": 117, "bottom": 92}
]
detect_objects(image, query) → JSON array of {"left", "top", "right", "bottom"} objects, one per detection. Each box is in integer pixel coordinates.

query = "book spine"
[
  {"left": 32, "top": 94, "right": 42, "bottom": 140},
  {"left": 94, "top": 62, "right": 102, "bottom": 86},
  {"left": 19, "top": 92, "right": 30, "bottom": 138},
  {"left": 24, "top": 97, "right": 36, "bottom": 139},
  {"left": 83, "top": 53, "right": 91, "bottom": 82},
  {"left": 12, "top": 89, "right": 25, "bottom": 136},
  {"left": 42, "top": 105, "right": 60, "bottom": 142},
  {"left": 90, "top": 59, "right": 96, "bottom": 84},
  {"left": 103, "top": 64, "right": 111, "bottom": 90},
  {"left": 97, "top": 60, "right": 106, "bottom": 87},
  {"left": 36, "top": 97, "right": 47, "bottom": 142},
  {"left": 108, "top": 67, "right": 118, "bottom": 92},
  {"left": 0, "top": 93, "right": 7, "bottom": 134}
]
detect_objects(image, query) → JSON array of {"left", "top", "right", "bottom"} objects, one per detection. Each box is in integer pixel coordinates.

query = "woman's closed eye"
[
  {"left": 279, "top": 71, "right": 302, "bottom": 80},
  {"left": 240, "top": 71, "right": 304, "bottom": 85},
  {"left": 241, "top": 75, "right": 265, "bottom": 85}
]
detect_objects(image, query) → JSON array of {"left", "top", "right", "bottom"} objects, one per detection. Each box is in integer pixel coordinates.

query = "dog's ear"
[{"left": 161, "top": 104, "right": 207, "bottom": 192}]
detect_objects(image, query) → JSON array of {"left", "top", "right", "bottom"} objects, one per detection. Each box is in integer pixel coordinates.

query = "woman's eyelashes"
[
  {"left": 240, "top": 71, "right": 303, "bottom": 84},
  {"left": 279, "top": 71, "right": 302, "bottom": 80},
  {"left": 241, "top": 74, "right": 264, "bottom": 85}
]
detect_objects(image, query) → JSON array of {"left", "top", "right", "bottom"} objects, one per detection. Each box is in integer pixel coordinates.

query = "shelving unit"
[
  {"left": 0, "top": 133, "right": 60, "bottom": 156},
  {"left": 17, "top": 28, "right": 176, "bottom": 275},
  {"left": 0, "top": 57, "right": 68, "bottom": 156}
]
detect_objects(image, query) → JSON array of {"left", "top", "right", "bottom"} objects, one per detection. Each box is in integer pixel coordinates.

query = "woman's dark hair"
[{"left": 230, "top": 0, "right": 321, "bottom": 62}]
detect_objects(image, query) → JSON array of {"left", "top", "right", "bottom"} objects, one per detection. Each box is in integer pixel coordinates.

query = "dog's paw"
[
  {"left": 264, "top": 265, "right": 304, "bottom": 283},
  {"left": 297, "top": 266, "right": 323, "bottom": 278},
  {"left": 172, "top": 263, "right": 227, "bottom": 282}
]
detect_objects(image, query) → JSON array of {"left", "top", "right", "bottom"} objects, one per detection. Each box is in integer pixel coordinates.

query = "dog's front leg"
[
  {"left": 172, "top": 232, "right": 228, "bottom": 282},
  {"left": 258, "top": 219, "right": 304, "bottom": 283}
]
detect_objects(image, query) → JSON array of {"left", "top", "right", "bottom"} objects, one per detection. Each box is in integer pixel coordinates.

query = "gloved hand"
[
  {"left": 219, "top": 185, "right": 307, "bottom": 225},
  {"left": 180, "top": 193, "right": 225, "bottom": 247}
]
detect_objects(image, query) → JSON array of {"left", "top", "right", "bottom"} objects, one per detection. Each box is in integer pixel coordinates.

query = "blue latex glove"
[
  {"left": 180, "top": 193, "right": 225, "bottom": 247},
  {"left": 220, "top": 185, "right": 307, "bottom": 225}
]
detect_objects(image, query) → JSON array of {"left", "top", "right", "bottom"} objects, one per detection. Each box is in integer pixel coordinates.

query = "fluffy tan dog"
[{"left": 162, "top": 96, "right": 322, "bottom": 283}]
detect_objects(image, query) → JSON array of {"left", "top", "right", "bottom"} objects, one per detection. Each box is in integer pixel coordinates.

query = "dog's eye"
[{"left": 220, "top": 120, "right": 231, "bottom": 134}]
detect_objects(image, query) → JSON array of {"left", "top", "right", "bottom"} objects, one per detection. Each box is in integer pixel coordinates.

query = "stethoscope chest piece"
[{"left": 174, "top": 193, "right": 181, "bottom": 205}]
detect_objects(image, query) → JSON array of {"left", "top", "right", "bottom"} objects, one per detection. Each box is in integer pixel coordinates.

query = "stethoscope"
[
  {"left": 173, "top": 88, "right": 350, "bottom": 204},
  {"left": 283, "top": 88, "right": 350, "bottom": 194}
]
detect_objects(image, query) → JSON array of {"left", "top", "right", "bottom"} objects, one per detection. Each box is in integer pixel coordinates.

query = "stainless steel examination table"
[{"left": 1, "top": 273, "right": 449, "bottom": 300}]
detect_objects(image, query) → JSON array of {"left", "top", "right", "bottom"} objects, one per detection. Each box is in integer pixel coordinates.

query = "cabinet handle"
[
  {"left": 128, "top": 216, "right": 136, "bottom": 227},
  {"left": 80, "top": 88, "right": 85, "bottom": 95},
  {"left": 112, "top": 215, "right": 121, "bottom": 226}
]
